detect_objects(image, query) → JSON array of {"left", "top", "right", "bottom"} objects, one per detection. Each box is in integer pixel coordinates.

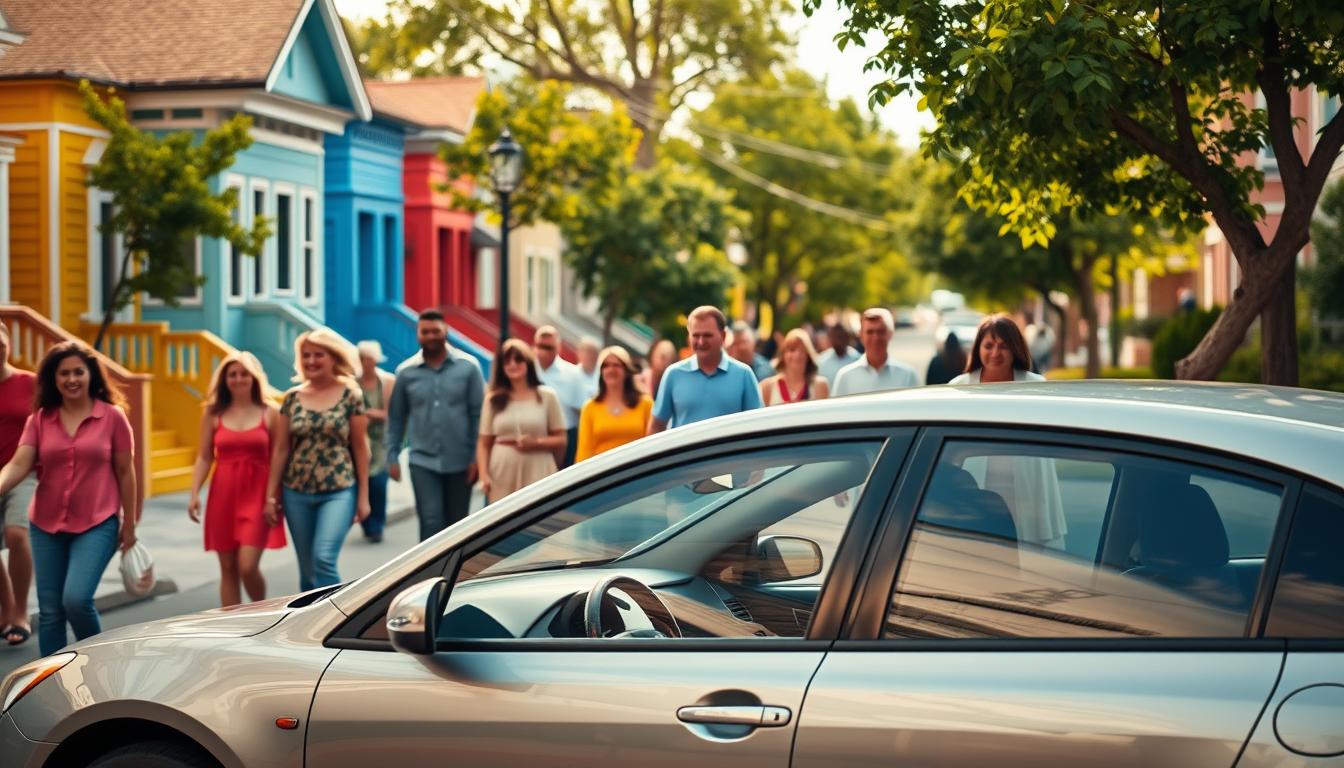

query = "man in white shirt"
[
  {"left": 533, "top": 326, "right": 589, "bottom": 467},
  {"left": 817, "top": 323, "right": 862, "bottom": 385},
  {"left": 833, "top": 308, "right": 919, "bottom": 395},
  {"left": 577, "top": 336, "right": 601, "bottom": 400}
]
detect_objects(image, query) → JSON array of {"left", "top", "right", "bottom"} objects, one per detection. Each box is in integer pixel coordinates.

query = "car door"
[
  {"left": 306, "top": 430, "right": 911, "bottom": 768},
  {"left": 793, "top": 428, "right": 1294, "bottom": 768},
  {"left": 1238, "top": 482, "right": 1344, "bottom": 767}
]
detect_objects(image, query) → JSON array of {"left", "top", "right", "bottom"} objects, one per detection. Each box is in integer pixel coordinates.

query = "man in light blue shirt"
[
  {"left": 649, "top": 306, "right": 763, "bottom": 432},
  {"left": 833, "top": 307, "right": 920, "bottom": 395},
  {"left": 533, "top": 325, "right": 589, "bottom": 467}
]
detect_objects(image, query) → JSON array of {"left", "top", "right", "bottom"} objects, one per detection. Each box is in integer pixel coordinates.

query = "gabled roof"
[
  {"left": 364, "top": 77, "right": 486, "bottom": 134},
  {"left": 0, "top": 0, "right": 370, "bottom": 119}
]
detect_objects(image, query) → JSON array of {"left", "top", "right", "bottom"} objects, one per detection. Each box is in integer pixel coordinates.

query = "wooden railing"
[
  {"left": 79, "top": 321, "right": 242, "bottom": 469},
  {"left": 0, "top": 305, "right": 151, "bottom": 509}
]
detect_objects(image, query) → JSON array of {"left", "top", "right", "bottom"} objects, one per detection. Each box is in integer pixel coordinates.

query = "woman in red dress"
[{"left": 187, "top": 352, "right": 284, "bottom": 606}]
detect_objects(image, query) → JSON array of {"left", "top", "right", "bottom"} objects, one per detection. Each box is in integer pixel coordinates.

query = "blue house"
[
  {"left": 322, "top": 95, "right": 489, "bottom": 371},
  {"left": 122, "top": 0, "right": 373, "bottom": 385}
]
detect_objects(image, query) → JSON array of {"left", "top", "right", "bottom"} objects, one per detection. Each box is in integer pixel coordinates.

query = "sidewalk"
[{"left": 20, "top": 464, "right": 482, "bottom": 619}]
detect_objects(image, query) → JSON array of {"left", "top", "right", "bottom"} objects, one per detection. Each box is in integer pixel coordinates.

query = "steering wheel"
[{"left": 583, "top": 574, "right": 683, "bottom": 639}]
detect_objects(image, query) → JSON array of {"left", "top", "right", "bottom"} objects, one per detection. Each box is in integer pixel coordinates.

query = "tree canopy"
[
  {"left": 79, "top": 80, "right": 268, "bottom": 350},
  {"left": 818, "top": 0, "right": 1344, "bottom": 383},
  {"left": 688, "top": 69, "right": 919, "bottom": 330},
  {"left": 353, "top": 0, "right": 792, "bottom": 165}
]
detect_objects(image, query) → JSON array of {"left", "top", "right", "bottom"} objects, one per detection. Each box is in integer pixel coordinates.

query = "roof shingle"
[
  {"left": 0, "top": 0, "right": 303, "bottom": 87},
  {"left": 364, "top": 77, "right": 485, "bottom": 133}
]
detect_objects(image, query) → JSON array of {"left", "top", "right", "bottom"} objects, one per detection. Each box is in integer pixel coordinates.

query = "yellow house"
[{"left": 0, "top": 78, "right": 111, "bottom": 330}]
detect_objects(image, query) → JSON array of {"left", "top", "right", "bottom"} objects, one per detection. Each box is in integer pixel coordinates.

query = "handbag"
[{"left": 119, "top": 539, "right": 156, "bottom": 598}]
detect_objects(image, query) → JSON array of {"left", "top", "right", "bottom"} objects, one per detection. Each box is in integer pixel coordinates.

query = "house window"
[
  {"left": 359, "top": 212, "right": 377, "bottom": 302},
  {"left": 227, "top": 177, "right": 244, "bottom": 302},
  {"left": 176, "top": 238, "right": 201, "bottom": 300},
  {"left": 1255, "top": 91, "right": 1279, "bottom": 176},
  {"left": 99, "top": 201, "right": 118, "bottom": 313},
  {"left": 251, "top": 183, "right": 267, "bottom": 297},
  {"left": 383, "top": 215, "right": 397, "bottom": 303},
  {"left": 276, "top": 190, "right": 293, "bottom": 292},
  {"left": 302, "top": 194, "right": 316, "bottom": 302}
]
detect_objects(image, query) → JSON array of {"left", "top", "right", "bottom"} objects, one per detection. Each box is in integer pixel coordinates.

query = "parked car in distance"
[
  {"left": 4, "top": 382, "right": 1343, "bottom": 768},
  {"left": 935, "top": 309, "right": 985, "bottom": 351}
]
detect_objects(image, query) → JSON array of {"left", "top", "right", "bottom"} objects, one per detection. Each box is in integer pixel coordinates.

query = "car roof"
[{"left": 627, "top": 381, "right": 1344, "bottom": 489}]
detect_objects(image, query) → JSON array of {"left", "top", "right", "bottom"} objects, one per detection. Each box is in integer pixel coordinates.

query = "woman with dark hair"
[
  {"left": 188, "top": 351, "right": 283, "bottom": 607},
  {"left": 926, "top": 332, "right": 969, "bottom": 385},
  {"left": 760, "top": 328, "right": 830, "bottom": 404},
  {"left": 0, "top": 341, "right": 139, "bottom": 656},
  {"left": 642, "top": 339, "right": 677, "bottom": 400},
  {"left": 576, "top": 346, "right": 653, "bottom": 462},
  {"left": 948, "top": 314, "right": 1064, "bottom": 548},
  {"left": 949, "top": 314, "right": 1044, "bottom": 384},
  {"left": 476, "top": 339, "right": 565, "bottom": 501}
]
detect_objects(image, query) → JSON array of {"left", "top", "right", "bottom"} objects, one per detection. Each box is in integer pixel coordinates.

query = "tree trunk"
[
  {"left": 1040, "top": 289, "right": 1067, "bottom": 367},
  {"left": 602, "top": 303, "right": 617, "bottom": 347},
  {"left": 93, "top": 245, "right": 135, "bottom": 352},
  {"left": 625, "top": 80, "right": 664, "bottom": 170},
  {"left": 1258, "top": 260, "right": 1299, "bottom": 386},
  {"left": 1175, "top": 254, "right": 1291, "bottom": 381},
  {"left": 1072, "top": 253, "right": 1101, "bottom": 378},
  {"left": 1110, "top": 253, "right": 1122, "bottom": 368}
]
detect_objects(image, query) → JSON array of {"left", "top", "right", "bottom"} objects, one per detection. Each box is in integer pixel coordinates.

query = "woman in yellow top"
[{"left": 575, "top": 346, "right": 653, "bottom": 462}]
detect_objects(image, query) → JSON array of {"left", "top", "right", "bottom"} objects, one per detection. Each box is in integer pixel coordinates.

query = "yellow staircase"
[{"left": 80, "top": 321, "right": 237, "bottom": 497}]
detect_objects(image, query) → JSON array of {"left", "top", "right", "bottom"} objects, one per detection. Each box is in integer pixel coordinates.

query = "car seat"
[
  {"left": 922, "top": 464, "right": 1018, "bottom": 542},
  {"left": 1126, "top": 484, "right": 1246, "bottom": 610}
]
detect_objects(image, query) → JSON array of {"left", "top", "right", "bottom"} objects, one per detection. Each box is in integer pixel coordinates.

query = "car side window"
[
  {"left": 444, "top": 440, "right": 883, "bottom": 640},
  {"left": 885, "top": 441, "right": 1285, "bottom": 639},
  {"left": 1265, "top": 484, "right": 1344, "bottom": 638}
]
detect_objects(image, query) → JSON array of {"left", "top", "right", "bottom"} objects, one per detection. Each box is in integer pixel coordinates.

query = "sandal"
[{"left": 5, "top": 624, "right": 31, "bottom": 646}]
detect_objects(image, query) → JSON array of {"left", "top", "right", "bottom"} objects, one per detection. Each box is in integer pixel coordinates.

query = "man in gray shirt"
[{"left": 387, "top": 309, "right": 484, "bottom": 541}]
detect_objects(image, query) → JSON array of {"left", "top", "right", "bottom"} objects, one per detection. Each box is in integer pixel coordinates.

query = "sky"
[{"left": 331, "top": 0, "right": 933, "bottom": 148}]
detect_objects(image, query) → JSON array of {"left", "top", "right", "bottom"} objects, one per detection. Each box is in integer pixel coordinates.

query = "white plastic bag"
[{"left": 119, "top": 540, "right": 156, "bottom": 598}]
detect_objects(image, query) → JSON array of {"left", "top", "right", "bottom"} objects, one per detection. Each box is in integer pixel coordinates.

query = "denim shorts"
[{"left": 0, "top": 473, "right": 35, "bottom": 549}]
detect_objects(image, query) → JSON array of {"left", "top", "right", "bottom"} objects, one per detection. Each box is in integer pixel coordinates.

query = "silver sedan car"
[{"left": 4, "top": 382, "right": 1343, "bottom": 767}]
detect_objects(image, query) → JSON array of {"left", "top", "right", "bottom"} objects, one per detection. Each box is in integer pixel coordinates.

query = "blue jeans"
[
  {"left": 30, "top": 515, "right": 120, "bottom": 656},
  {"left": 409, "top": 466, "right": 470, "bottom": 542},
  {"left": 283, "top": 486, "right": 355, "bottom": 592},
  {"left": 360, "top": 472, "right": 389, "bottom": 539}
]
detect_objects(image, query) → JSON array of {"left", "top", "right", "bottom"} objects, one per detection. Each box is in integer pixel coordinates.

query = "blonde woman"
[
  {"left": 760, "top": 328, "right": 830, "bottom": 405},
  {"left": 188, "top": 352, "right": 282, "bottom": 606},
  {"left": 576, "top": 346, "right": 653, "bottom": 462},
  {"left": 476, "top": 339, "right": 565, "bottom": 502},
  {"left": 265, "top": 329, "right": 370, "bottom": 591}
]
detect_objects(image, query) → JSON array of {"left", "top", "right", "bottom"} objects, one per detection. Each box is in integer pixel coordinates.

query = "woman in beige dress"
[{"left": 477, "top": 339, "right": 567, "bottom": 502}]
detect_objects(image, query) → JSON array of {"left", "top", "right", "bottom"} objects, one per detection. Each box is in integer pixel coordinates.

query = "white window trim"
[
  {"left": 84, "top": 189, "right": 132, "bottom": 322},
  {"left": 272, "top": 181, "right": 298, "bottom": 297},
  {"left": 249, "top": 178, "right": 270, "bottom": 299},
  {"left": 225, "top": 173, "right": 246, "bottom": 305},
  {"left": 300, "top": 187, "right": 321, "bottom": 306},
  {"left": 141, "top": 235, "right": 203, "bottom": 307}
]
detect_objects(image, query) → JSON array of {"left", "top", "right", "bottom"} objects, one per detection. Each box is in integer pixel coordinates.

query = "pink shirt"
[{"left": 18, "top": 401, "right": 133, "bottom": 534}]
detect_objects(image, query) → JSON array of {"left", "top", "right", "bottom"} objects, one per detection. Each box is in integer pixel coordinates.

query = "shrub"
[
  {"left": 1151, "top": 307, "right": 1222, "bottom": 379},
  {"left": 1217, "top": 345, "right": 1344, "bottom": 393},
  {"left": 1046, "top": 366, "right": 1154, "bottom": 380}
]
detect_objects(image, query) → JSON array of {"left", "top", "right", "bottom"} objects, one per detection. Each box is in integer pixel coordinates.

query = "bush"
[
  {"left": 1046, "top": 366, "right": 1154, "bottom": 380},
  {"left": 1217, "top": 345, "right": 1344, "bottom": 393},
  {"left": 1151, "top": 307, "right": 1222, "bottom": 379}
]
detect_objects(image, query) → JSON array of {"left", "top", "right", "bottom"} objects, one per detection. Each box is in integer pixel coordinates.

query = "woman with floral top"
[{"left": 265, "top": 328, "right": 370, "bottom": 592}]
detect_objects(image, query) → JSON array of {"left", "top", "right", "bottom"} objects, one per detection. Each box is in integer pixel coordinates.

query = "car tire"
[{"left": 88, "top": 740, "right": 217, "bottom": 768}]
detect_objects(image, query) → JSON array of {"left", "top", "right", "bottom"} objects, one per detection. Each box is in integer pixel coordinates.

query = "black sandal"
[{"left": 5, "top": 624, "right": 30, "bottom": 646}]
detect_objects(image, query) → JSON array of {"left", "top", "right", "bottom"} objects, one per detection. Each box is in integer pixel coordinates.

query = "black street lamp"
[{"left": 488, "top": 128, "right": 524, "bottom": 351}]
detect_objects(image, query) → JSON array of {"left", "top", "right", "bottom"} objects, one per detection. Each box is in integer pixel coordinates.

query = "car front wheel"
[{"left": 88, "top": 740, "right": 217, "bottom": 768}]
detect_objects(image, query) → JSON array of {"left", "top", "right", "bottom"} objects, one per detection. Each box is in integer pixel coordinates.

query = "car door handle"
[{"left": 677, "top": 705, "right": 792, "bottom": 727}]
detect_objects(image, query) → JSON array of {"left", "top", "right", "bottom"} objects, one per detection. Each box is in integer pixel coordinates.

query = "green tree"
[
  {"left": 907, "top": 161, "right": 1196, "bottom": 376},
  {"left": 439, "top": 78, "right": 640, "bottom": 230},
  {"left": 690, "top": 70, "right": 918, "bottom": 328},
  {"left": 80, "top": 81, "right": 269, "bottom": 350},
  {"left": 1309, "top": 179, "right": 1344, "bottom": 321},
  {"left": 343, "top": 7, "right": 478, "bottom": 78},
  {"left": 355, "top": 0, "right": 791, "bottom": 166},
  {"left": 819, "top": 0, "right": 1344, "bottom": 384},
  {"left": 562, "top": 162, "right": 739, "bottom": 342}
]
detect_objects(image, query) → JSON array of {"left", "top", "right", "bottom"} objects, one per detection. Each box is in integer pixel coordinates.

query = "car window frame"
[
  {"left": 329, "top": 426, "right": 915, "bottom": 652},
  {"left": 839, "top": 424, "right": 1302, "bottom": 651},
  {"left": 1261, "top": 481, "right": 1344, "bottom": 650}
]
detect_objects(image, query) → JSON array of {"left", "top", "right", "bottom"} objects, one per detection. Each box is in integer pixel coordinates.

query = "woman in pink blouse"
[{"left": 0, "top": 341, "right": 139, "bottom": 656}]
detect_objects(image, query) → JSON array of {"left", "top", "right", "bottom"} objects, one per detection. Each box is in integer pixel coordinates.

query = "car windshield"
[{"left": 475, "top": 465, "right": 794, "bottom": 578}]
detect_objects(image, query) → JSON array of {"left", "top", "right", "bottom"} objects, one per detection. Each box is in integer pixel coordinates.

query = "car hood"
[{"left": 70, "top": 594, "right": 294, "bottom": 647}]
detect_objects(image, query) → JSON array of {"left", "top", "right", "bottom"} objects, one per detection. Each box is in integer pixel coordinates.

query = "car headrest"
[
  {"left": 924, "top": 464, "right": 1017, "bottom": 542},
  {"left": 1139, "top": 484, "right": 1229, "bottom": 569}
]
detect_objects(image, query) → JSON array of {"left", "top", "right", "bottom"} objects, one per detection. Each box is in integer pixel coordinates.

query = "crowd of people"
[{"left": 0, "top": 304, "right": 1045, "bottom": 655}]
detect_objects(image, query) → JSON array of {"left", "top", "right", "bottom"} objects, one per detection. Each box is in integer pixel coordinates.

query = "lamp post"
[{"left": 488, "top": 128, "right": 524, "bottom": 351}]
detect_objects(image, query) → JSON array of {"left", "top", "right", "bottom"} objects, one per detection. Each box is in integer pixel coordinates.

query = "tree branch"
[
  {"left": 648, "top": 0, "right": 667, "bottom": 80},
  {"left": 609, "top": 0, "right": 642, "bottom": 79},
  {"left": 1257, "top": 18, "right": 1306, "bottom": 192},
  {"left": 541, "top": 0, "right": 582, "bottom": 73}
]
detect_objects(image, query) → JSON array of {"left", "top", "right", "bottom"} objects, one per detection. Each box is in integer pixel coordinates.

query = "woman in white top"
[
  {"left": 760, "top": 328, "right": 830, "bottom": 405},
  {"left": 950, "top": 315, "right": 1064, "bottom": 548}
]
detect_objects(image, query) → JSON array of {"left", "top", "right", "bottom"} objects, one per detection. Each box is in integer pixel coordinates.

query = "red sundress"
[{"left": 204, "top": 416, "right": 286, "bottom": 551}]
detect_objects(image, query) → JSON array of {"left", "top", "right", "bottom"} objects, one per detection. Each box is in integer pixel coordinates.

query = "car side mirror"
[
  {"left": 755, "top": 535, "right": 823, "bottom": 583},
  {"left": 387, "top": 577, "right": 450, "bottom": 656}
]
